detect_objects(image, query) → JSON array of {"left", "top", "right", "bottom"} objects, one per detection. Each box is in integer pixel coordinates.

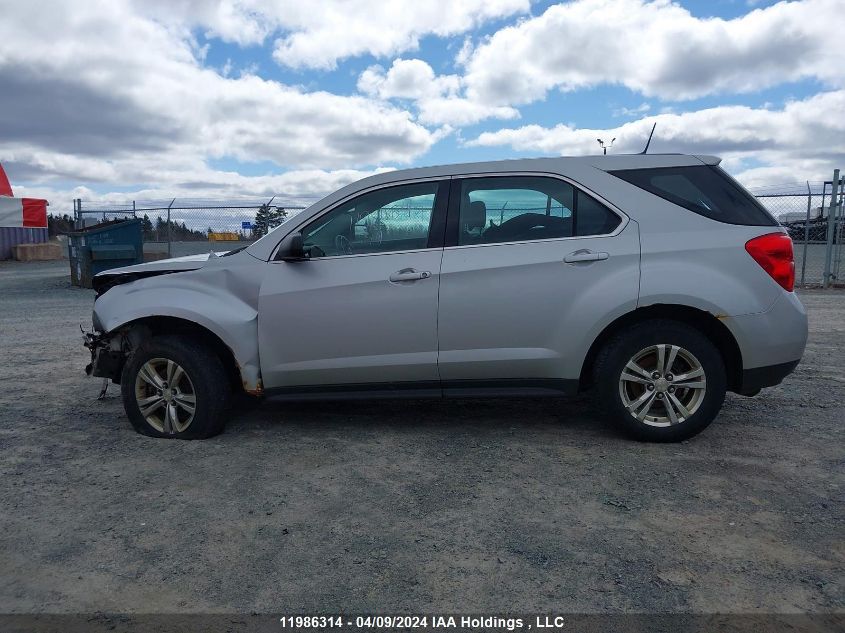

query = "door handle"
[
  {"left": 564, "top": 250, "right": 609, "bottom": 264},
  {"left": 389, "top": 268, "right": 431, "bottom": 282}
]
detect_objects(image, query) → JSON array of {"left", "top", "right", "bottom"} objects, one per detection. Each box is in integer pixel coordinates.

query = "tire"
[
  {"left": 120, "top": 335, "right": 230, "bottom": 439},
  {"left": 593, "top": 319, "right": 727, "bottom": 442}
]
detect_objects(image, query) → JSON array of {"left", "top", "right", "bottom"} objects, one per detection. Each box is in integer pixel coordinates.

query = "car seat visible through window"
[{"left": 461, "top": 199, "right": 487, "bottom": 244}]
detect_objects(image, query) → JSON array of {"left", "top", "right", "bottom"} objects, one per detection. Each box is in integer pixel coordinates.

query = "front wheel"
[
  {"left": 594, "top": 320, "right": 727, "bottom": 442},
  {"left": 120, "top": 335, "right": 230, "bottom": 439}
]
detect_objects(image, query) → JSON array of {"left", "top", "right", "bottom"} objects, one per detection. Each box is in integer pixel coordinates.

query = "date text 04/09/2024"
[{"left": 278, "top": 615, "right": 574, "bottom": 629}]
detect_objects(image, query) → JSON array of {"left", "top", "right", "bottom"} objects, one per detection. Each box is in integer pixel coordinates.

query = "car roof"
[{"left": 350, "top": 153, "right": 720, "bottom": 188}]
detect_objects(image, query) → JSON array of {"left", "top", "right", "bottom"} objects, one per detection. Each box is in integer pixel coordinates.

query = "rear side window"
[
  {"left": 576, "top": 193, "right": 623, "bottom": 236},
  {"left": 610, "top": 165, "right": 777, "bottom": 226},
  {"left": 457, "top": 176, "right": 574, "bottom": 246},
  {"left": 455, "top": 176, "right": 621, "bottom": 246}
]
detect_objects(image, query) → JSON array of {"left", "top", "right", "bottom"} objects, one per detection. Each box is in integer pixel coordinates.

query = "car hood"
[
  {"left": 93, "top": 251, "right": 234, "bottom": 277},
  {"left": 90, "top": 250, "right": 242, "bottom": 296}
]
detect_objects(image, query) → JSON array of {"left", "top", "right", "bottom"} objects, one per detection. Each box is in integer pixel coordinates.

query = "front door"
[
  {"left": 437, "top": 175, "right": 640, "bottom": 390},
  {"left": 258, "top": 180, "right": 448, "bottom": 391}
]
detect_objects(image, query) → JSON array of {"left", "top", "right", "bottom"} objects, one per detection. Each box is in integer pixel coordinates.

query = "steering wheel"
[
  {"left": 485, "top": 213, "right": 568, "bottom": 242},
  {"left": 334, "top": 234, "right": 352, "bottom": 255}
]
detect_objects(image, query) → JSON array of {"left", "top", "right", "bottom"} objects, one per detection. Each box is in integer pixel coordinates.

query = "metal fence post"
[
  {"left": 801, "top": 182, "right": 811, "bottom": 287},
  {"left": 823, "top": 169, "right": 839, "bottom": 288},
  {"left": 167, "top": 198, "right": 175, "bottom": 258},
  {"left": 834, "top": 176, "right": 845, "bottom": 284}
]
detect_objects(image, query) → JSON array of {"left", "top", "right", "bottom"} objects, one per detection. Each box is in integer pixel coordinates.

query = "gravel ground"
[{"left": 0, "top": 260, "right": 842, "bottom": 615}]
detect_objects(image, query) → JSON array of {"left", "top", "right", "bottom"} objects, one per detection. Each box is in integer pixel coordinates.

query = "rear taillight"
[{"left": 745, "top": 232, "right": 795, "bottom": 292}]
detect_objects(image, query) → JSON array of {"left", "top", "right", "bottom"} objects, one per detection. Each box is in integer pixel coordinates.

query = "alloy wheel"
[
  {"left": 618, "top": 344, "right": 707, "bottom": 427},
  {"left": 134, "top": 357, "right": 197, "bottom": 434}
]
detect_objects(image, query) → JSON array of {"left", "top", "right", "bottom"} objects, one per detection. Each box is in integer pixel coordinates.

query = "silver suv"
[{"left": 84, "top": 154, "right": 807, "bottom": 442}]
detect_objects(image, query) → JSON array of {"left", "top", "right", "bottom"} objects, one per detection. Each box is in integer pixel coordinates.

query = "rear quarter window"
[{"left": 610, "top": 165, "right": 777, "bottom": 226}]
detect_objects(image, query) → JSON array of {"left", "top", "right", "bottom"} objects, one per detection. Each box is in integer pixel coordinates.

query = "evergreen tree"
[
  {"left": 253, "top": 205, "right": 287, "bottom": 238},
  {"left": 273, "top": 206, "right": 288, "bottom": 228},
  {"left": 141, "top": 214, "right": 154, "bottom": 240},
  {"left": 47, "top": 213, "right": 75, "bottom": 236},
  {"left": 253, "top": 204, "right": 271, "bottom": 238}
]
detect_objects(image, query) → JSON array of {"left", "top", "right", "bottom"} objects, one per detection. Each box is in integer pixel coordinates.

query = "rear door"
[
  {"left": 258, "top": 179, "right": 448, "bottom": 391},
  {"left": 436, "top": 174, "right": 640, "bottom": 393}
]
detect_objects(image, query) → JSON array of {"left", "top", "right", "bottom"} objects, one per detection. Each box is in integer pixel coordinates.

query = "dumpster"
[{"left": 68, "top": 219, "right": 143, "bottom": 288}]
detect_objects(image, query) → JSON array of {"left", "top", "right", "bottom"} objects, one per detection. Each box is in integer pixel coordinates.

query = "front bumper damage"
[
  {"left": 84, "top": 250, "right": 265, "bottom": 396},
  {"left": 83, "top": 328, "right": 131, "bottom": 384}
]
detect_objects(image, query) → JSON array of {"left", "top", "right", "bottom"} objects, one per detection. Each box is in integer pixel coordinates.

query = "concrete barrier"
[{"left": 13, "top": 241, "right": 63, "bottom": 261}]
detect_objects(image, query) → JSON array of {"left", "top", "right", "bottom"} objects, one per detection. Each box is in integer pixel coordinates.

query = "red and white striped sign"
[
  {"left": 0, "top": 163, "right": 48, "bottom": 228},
  {"left": 0, "top": 196, "right": 48, "bottom": 228}
]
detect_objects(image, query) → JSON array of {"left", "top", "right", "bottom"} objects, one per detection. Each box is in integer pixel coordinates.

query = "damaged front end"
[
  {"left": 82, "top": 249, "right": 265, "bottom": 398},
  {"left": 83, "top": 324, "right": 148, "bottom": 384},
  {"left": 83, "top": 329, "right": 122, "bottom": 382}
]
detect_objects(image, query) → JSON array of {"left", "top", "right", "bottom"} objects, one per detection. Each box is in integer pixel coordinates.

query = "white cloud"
[
  {"left": 416, "top": 98, "right": 520, "bottom": 127},
  {"left": 358, "top": 58, "right": 519, "bottom": 126},
  {"left": 269, "top": 0, "right": 530, "bottom": 70},
  {"left": 2, "top": 0, "right": 843, "bottom": 203},
  {"left": 0, "top": 0, "right": 439, "bottom": 201},
  {"left": 467, "top": 90, "right": 845, "bottom": 186},
  {"left": 463, "top": 0, "right": 845, "bottom": 106},
  {"left": 12, "top": 164, "right": 395, "bottom": 208},
  {"left": 358, "top": 59, "right": 461, "bottom": 101},
  {"left": 130, "top": 0, "right": 275, "bottom": 46},
  {"left": 131, "top": 0, "right": 529, "bottom": 69},
  {"left": 455, "top": 37, "right": 475, "bottom": 67},
  {"left": 613, "top": 103, "right": 651, "bottom": 118}
]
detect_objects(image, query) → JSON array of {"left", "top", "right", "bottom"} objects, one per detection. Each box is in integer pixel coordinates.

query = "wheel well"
[
  {"left": 122, "top": 316, "right": 244, "bottom": 394},
  {"left": 579, "top": 305, "right": 743, "bottom": 392}
]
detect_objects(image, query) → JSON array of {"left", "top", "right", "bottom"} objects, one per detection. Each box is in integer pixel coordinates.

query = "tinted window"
[
  {"left": 456, "top": 176, "right": 621, "bottom": 245},
  {"left": 302, "top": 182, "right": 439, "bottom": 257},
  {"left": 611, "top": 165, "right": 777, "bottom": 226},
  {"left": 576, "top": 193, "right": 623, "bottom": 236},
  {"left": 458, "top": 177, "right": 575, "bottom": 245}
]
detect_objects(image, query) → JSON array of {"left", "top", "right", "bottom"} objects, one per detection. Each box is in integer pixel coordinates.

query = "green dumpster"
[{"left": 68, "top": 219, "right": 143, "bottom": 288}]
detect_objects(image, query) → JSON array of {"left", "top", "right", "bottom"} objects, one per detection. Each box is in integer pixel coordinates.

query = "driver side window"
[{"left": 302, "top": 182, "right": 439, "bottom": 257}]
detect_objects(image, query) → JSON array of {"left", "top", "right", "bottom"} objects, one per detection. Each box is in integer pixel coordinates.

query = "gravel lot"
[{"left": 0, "top": 260, "right": 842, "bottom": 615}]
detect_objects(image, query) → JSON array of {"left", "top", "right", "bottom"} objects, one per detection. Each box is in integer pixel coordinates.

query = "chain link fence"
[
  {"left": 753, "top": 173, "right": 845, "bottom": 287},
  {"left": 53, "top": 173, "right": 845, "bottom": 286},
  {"left": 61, "top": 198, "right": 308, "bottom": 259}
]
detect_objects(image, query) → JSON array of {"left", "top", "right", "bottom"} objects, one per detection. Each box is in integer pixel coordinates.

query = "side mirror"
[{"left": 276, "top": 232, "right": 309, "bottom": 261}]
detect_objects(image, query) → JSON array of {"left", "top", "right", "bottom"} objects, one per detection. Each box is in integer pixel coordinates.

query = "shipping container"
[{"left": 0, "top": 227, "right": 49, "bottom": 260}]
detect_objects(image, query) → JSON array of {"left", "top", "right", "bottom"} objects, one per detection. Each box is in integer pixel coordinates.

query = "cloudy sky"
[{"left": 1, "top": 0, "right": 844, "bottom": 208}]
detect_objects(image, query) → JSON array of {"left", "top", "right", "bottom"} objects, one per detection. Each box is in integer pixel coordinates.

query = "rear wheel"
[
  {"left": 594, "top": 320, "right": 727, "bottom": 442},
  {"left": 121, "top": 335, "right": 230, "bottom": 439}
]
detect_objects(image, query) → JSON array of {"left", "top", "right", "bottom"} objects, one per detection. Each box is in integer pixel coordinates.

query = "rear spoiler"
[{"left": 694, "top": 155, "right": 722, "bottom": 166}]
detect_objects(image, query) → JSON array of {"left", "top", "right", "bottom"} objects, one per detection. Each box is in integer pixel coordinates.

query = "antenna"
[
  {"left": 597, "top": 137, "right": 616, "bottom": 155},
  {"left": 640, "top": 122, "right": 657, "bottom": 154}
]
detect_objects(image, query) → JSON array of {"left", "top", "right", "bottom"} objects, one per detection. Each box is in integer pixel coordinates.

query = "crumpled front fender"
[{"left": 92, "top": 257, "right": 264, "bottom": 393}]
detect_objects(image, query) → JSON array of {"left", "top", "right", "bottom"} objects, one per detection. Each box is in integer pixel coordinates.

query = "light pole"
[{"left": 597, "top": 137, "right": 616, "bottom": 155}]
